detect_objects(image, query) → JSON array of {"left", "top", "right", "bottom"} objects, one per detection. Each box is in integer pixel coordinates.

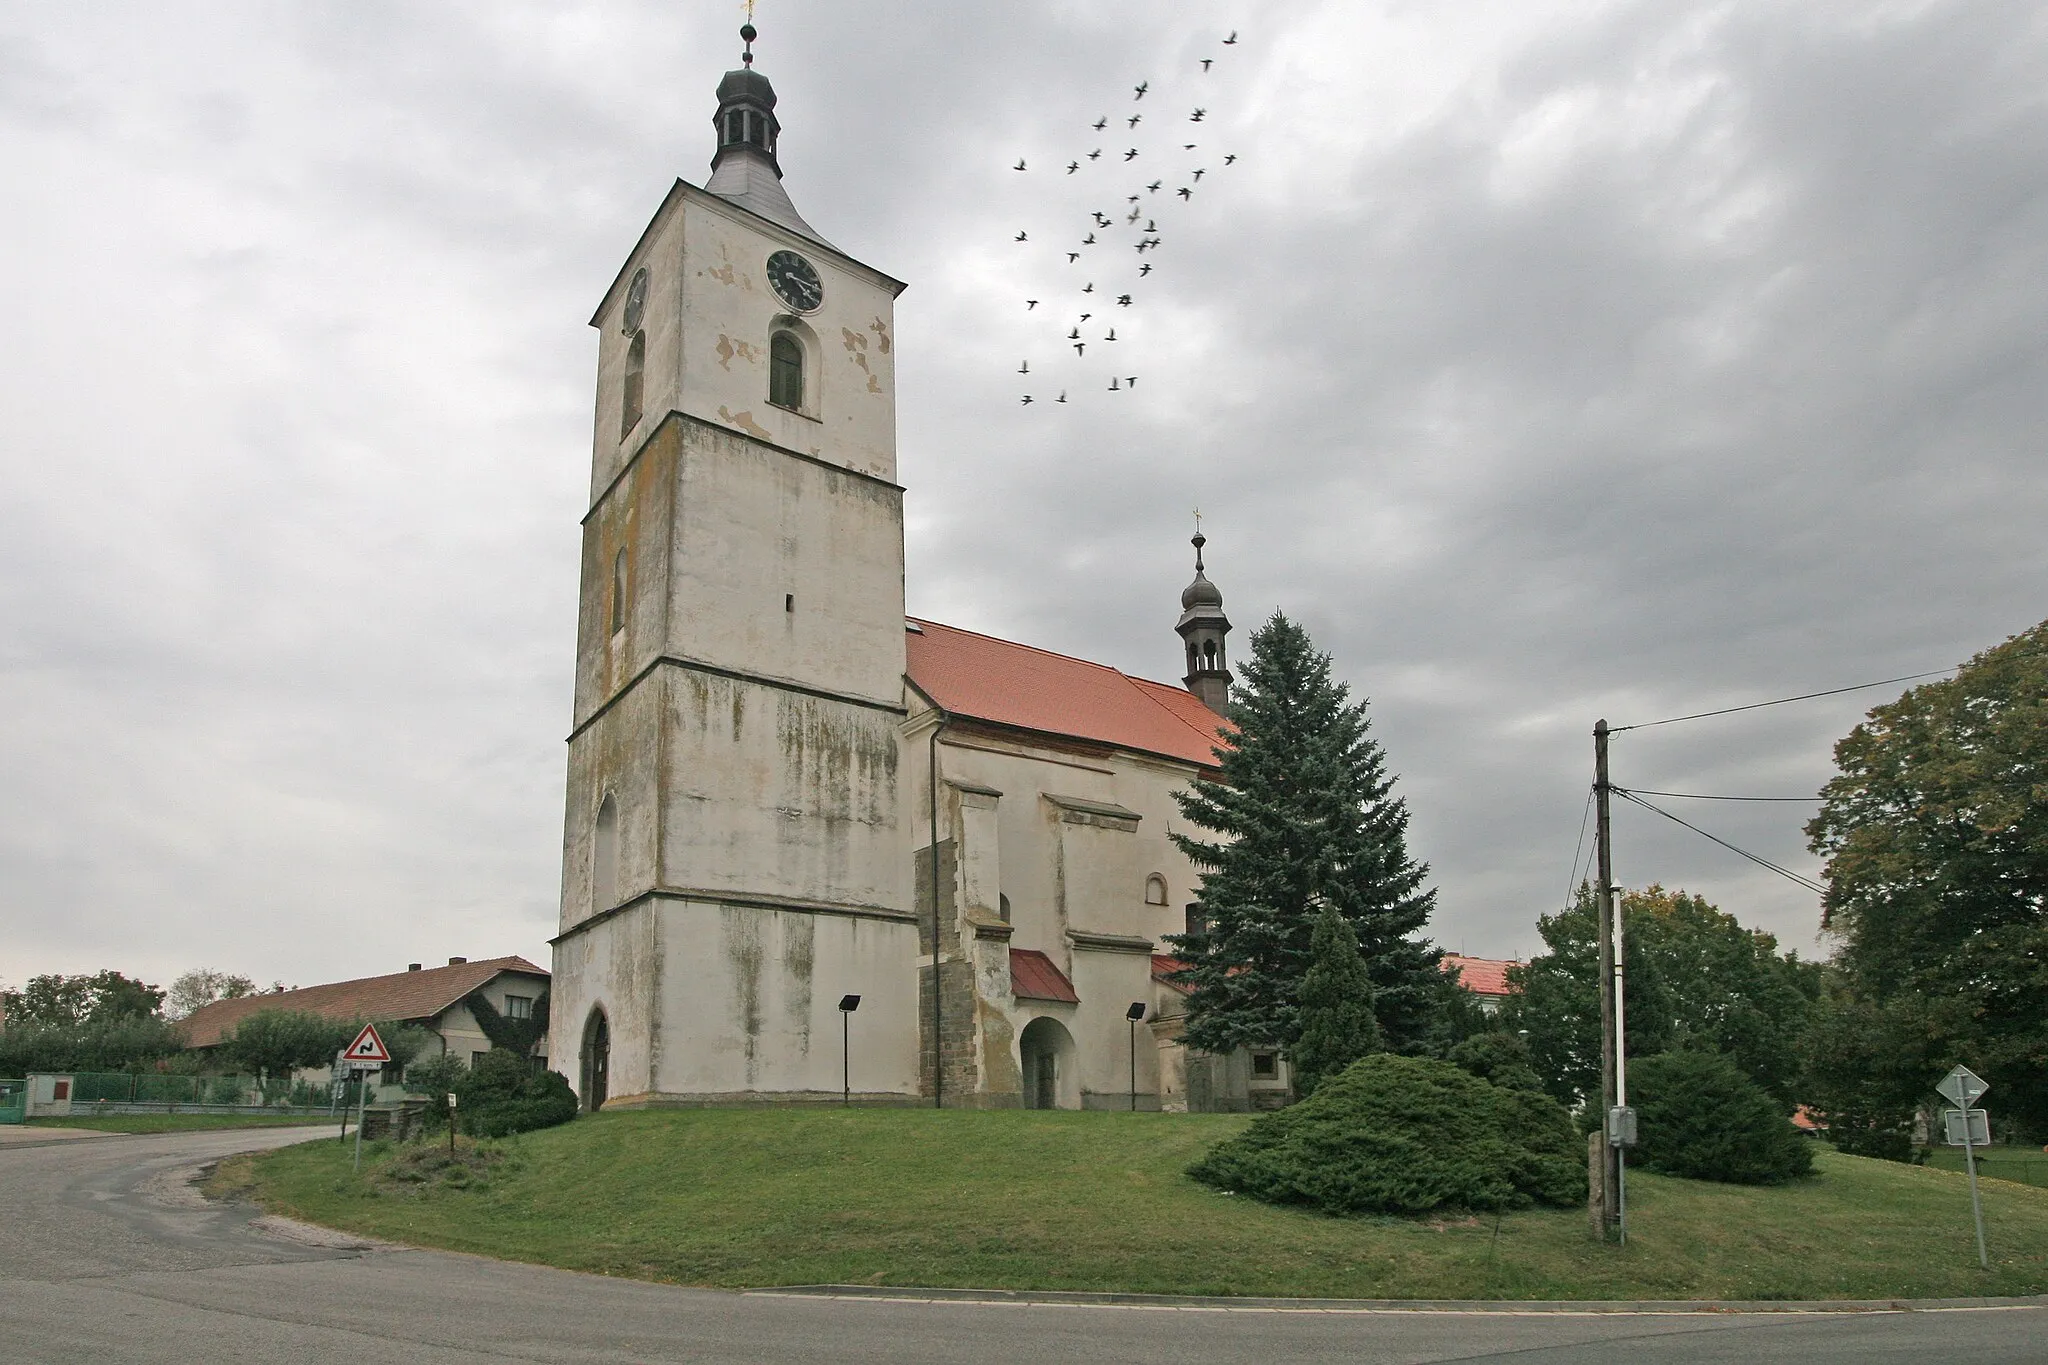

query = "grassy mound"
[
  {"left": 219, "top": 1108, "right": 2048, "bottom": 1300},
  {"left": 1189, "top": 1054, "right": 1584, "bottom": 1215}
]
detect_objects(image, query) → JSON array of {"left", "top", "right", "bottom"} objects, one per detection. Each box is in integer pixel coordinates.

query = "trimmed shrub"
[
  {"left": 1630, "top": 1050, "right": 1814, "bottom": 1185},
  {"left": 455, "top": 1050, "right": 577, "bottom": 1138},
  {"left": 1188, "top": 1052, "right": 1585, "bottom": 1215}
]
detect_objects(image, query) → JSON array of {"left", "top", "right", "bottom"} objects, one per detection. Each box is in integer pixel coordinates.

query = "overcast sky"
[{"left": 3, "top": 1, "right": 2043, "bottom": 995}]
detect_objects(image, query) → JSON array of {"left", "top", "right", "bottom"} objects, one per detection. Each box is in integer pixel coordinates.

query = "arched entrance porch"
[
  {"left": 1018, "top": 1016, "right": 1079, "bottom": 1110},
  {"left": 580, "top": 1007, "right": 610, "bottom": 1112}
]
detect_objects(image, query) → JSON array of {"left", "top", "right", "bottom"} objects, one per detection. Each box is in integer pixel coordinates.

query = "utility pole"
[{"left": 1593, "top": 719, "right": 1620, "bottom": 1239}]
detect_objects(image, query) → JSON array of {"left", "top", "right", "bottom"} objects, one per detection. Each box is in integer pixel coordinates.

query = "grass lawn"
[
  {"left": 217, "top": 1109, "right": 2048, "bottom": 1301},
  {"left": 29, "top": 1113, "right": 336, "bottom": 1134},
  {"left": 1925, "top": 1144, "right": 2048, "bottom": 1190}
]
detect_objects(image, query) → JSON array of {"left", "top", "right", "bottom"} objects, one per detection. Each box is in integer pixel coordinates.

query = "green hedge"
[
  {"left": 1630, "top": 1050, "right": 1814, "bottom": 1185},
  {"left": 1189, "top": 1053, "right": 1586, "bottom": 1215}
]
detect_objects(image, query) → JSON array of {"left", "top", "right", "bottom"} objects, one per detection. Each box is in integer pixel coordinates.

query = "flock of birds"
[{"left": 1007, "top": 30, "right": 1245, "bottom": 408}]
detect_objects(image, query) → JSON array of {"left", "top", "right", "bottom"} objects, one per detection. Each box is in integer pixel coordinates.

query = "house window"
[
  {"left": 1144, "top": 874, "right": 1168, "bottom": 906},
  {"left": 1251, "top": 1051, "right": 1278, "bottom": 1079},
  {"left": 505, "top": 995, "right": 533, "bottom": 1020},
  {"left": 610, "top": 547, "right": 628, "bottom": 637},
  {"left": 768, "top": 331, "right": 804, "bottom": 410},
  {"left": 621, "top": 329, "right": 646, "bottom": 437}
]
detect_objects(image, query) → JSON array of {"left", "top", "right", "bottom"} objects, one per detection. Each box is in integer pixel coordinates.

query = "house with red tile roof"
[
  {"left": 182, "top": 956, "right": 549, "bottom": 1086},
  {"left": 1440, "top": 954, "right": 1522, "bottom": 1012}
]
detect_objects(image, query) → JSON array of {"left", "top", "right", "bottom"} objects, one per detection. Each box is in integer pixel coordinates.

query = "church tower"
[
  {"left": 550, "top": 26, "right": 919, "bottom": 1109},
  {"left": 1177, "top": 532, "right": 1233, "bottom": 714}
]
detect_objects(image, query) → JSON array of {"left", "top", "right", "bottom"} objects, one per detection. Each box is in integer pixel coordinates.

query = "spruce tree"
[
  {"left": 1291, "top": 901, "right": 1383, "bottom": 1096},
  {"left": 1168, "top": 611, "right": 1439, "bottom": 1055}
]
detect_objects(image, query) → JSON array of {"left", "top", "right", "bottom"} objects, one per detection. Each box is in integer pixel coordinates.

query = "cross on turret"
[{"left": 1176, "top": 528, "right": 1232, "bottom": 715}]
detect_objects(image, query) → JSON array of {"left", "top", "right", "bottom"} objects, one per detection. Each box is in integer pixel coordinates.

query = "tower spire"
[
  {"left": 1176, "top": 525, "right": 1232, "bottom": 715},
  {"left": 704, "top": 15, "right": 833, "bottom": 246}
]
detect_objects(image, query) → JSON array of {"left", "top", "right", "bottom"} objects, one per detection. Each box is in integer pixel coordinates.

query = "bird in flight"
[
  {"left": 1127, "top": 207, "right": 1140, "bottom": 223},
  {"left": 1018, "top": 360, "right": 1030, "bottom": 373},
  {"left": 1014, "top": 231, "right": 1028, "bottom": 241},
  {"left": 1134, "top": 81, "right": 1148, "bottom": 98},
  {"left": 1074, "top": 341, "right": 1087, "bottom": 355},
  {"left": 1082, "top": 233, "right": 1096, "bottom": 245},
  {"left": 1223, "top": 31, "right": 1238, "bottom": 44},
  {"left": 1078, "top": 312, "right": 1093, "bottom": 322},
  {"left": 1193, "top": 168, "right": 1206, "bottom": 181},
  {"left": 1177, "top": 186, "right": 1193, "bottom": 199},
  {"left": 1093, "top": 116, "right": 1108, "bottom": 131},
  {"left": 1145, "top": 219, "right": 1158, "bottom": 232},
  {"left": 1184, "top": 143, "right": 1197, "bottom": 150},
  {"left": 1139, "top": 263, "right": 1152, "bottom": 276},
  {"left": 1109, "top": 376, "right": 1122, "bottom": 391},
  {"left": 1021, "top": 394, "right": 1034, "bottom": 404},
  {"left": 1191, "top": 108, "right": 1206, "bottom": 122},
  {"left": 1093, "top": 211, "right": 1111, "bottom": 226},
  {"left": 1128, "top": 114, "right": 1142, "bottom": 128},
  {"left": 1116, "top": 294, "right": 1134, "bottom": 306},
  {"left": 1066, "top": 161, "right": 1079, "bottom": 174},
  {"left": 1088, "top": 148, "right": 1103, "bottom": 160},
  {"left": 1224, "top": 154, "right": 1237, "bottom": 165},
  {"left": 1201, "top": 58, "right": 1213, "bottom": 71},
  {"left": 1067, "top": 252, "right": 1080, "bottom": 263},
  {"left": 1056, "top": 391, "right": 1068, "bottom": 403},
  {"left": 1147, "top": 179, "right": 1163, "bottom": 192},
  {"left": 1104, "top": 328, "right": 1118, "bottom": 341},
  {"left": 1013, "top": 159, "right": 1026, "bottom": 171},
  {"left": 1025, "top": 299, "right": 1038, "bottom": 310},
  {"left": 1125, "top": 376, "right": 1138, "bottom": 388},
  {"left": 1068, "top": 327, "right": 1081, "bottom": 340},
  {"left": 1083, "top": 282, "right": 1095, "bottom": 293},
  {"left": 1124, "top": 148, "right": 1139, "bottom": 160}
]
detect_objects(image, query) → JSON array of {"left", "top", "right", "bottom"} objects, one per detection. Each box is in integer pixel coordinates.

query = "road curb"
[{"left": 748, "top": 1284, "right": 2048, "bottom": 1315}]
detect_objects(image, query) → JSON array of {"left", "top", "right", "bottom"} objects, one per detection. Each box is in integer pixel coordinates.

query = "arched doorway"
[
  {"left": 580, "top": 1008, "right": 610, "bottom": 1112},
  {"left": 1018, "top": 1016, "right": 1078, "bottom": 1110}
]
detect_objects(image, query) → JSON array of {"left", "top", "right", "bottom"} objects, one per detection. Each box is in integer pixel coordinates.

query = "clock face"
[
  {"left": 622, "top": 268, "right": 648, "bottom": 334},
  {"left": 766, "top": 250, "right": 823, "bottom": 313}
]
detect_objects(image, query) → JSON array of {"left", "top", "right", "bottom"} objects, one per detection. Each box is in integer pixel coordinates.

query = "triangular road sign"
[
  {"left": 1937, "top": 1064, "right": 1988, "bottom": 1108},
  {"left": 343, "top": 1023, "right": 391, "bottom": 1066}
]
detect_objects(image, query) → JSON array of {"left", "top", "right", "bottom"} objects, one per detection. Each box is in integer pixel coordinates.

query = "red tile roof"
[
  {"left": 1009, "top": 949, "right": 1080, "bottom": 1004},
  {"left": 179, "top": 956, "right": 548, "bottom": 1049},
  {"left": 1441, "top": 954, "right": 1520, "bottom": 998},
  {"left": 1152, "top": 954, "right": 1194, "bottom": 995},
  {"left": 907, "top": 619, "right": 1229, "bottom": 769}
]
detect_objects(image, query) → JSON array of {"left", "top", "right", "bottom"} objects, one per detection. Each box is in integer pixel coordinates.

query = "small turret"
[
  {"left": 1176, "top": 531, "right": 1232, "bottom": 715},
  {"left": 703, "top": 22, "right": 832, "bottom": 246}
]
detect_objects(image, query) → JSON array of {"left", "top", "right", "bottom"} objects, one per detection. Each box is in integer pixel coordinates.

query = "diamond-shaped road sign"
[
  {"left": 1937, "top": 1064, "right": 1989, "bottom": 1108},
  {"left": 343, "top": 1022, "right": 391, "bottom": 1069}
]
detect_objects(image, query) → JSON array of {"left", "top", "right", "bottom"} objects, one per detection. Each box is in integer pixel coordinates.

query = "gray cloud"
[{"left": 2, "top": 0, "right": 2042, "bottom": 992}]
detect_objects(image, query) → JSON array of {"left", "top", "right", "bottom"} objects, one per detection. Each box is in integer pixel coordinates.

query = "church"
[{"left": 547, "top": 33, "right": 1287, "bottom": 1112}]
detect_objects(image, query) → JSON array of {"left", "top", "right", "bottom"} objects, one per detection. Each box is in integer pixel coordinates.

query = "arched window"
[
  {"left": 1202, "top": 639, "right": 1218, "bottom": 669},
  {"left": 593, "top": 793, "right": 619, "bottom": 911},
  {"left": 768, "top": 331, "right": 804, "bottom": 411},
  {"left": 621, "top": 330, "right": 646, "bottom": 438},
  {"left": 1185, "top": 903, "right": 1208, "bottom": 939},
  {"left": 609, "top": 547, "right": 627, "bottom": 637},
  {"left": 1144, "top": 874, "right": 1168, "bottom": 906},
  {"left": 999, "top": 892, "right": 1012, "bottom": 923}
]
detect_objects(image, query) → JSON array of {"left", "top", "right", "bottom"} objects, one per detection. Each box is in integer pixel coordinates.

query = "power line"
[
  {"left": 1610, "top": 668, "right": 1956, "bottom": 733},
  {"left": 1612, "top": 788, "right": 1828, "bottom": 897},
  {"left": 1562, "top": 785, "right": 1594, "bottom": 912},
  {"left": 1619, "top": 788, "right": 1821, "bottom": 803}
]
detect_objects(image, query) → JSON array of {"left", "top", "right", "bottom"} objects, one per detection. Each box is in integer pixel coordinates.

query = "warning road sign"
[
  {"left": 1937, "top": 1064, "right": 1988, "bottom": 1109},
  {"left": 343, "top": 1023, "right": 391, "bottom": 1068}
]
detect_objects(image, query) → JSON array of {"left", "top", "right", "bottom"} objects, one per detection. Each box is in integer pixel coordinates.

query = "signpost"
[
  {"left": 343, "top": 1024, "right": 391, "bottom": 1173},
  {"left": 1936, "top": 1064, "right": 1991, "bottom": 1270}
]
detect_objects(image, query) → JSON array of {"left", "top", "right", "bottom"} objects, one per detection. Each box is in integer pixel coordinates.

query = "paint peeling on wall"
[{"left": 716, "top": 405, "right": 774, "bottom": 440}]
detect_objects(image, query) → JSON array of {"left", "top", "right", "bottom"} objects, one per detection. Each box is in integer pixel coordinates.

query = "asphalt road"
[{"left": 2, "top": 1126, "right": 2043, "bottom": 1363}]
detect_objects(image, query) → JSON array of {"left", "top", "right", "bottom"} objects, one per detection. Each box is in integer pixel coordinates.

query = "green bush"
[
  {"left": 455, "top": 1050, "right": 577, "bottom": 1138},
  {"left": 1446, "top": 1030, "right": 1546, "bottom": 1094},
  {"left": 1188, "top": 1053, "right": 1585, "bottom": 1215},
  {"left": 1630, "top": 1050, "right": 1814, "bottom": 1185}
]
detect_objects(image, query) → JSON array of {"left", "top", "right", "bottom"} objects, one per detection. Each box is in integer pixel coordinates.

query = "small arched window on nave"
[
  {"left": 621, "top": 330, "right": 646, "bottom": 438},
  {"left": 768, "top": 331, "right": 804, "bottom": 411},
  {"left": 1145, "top": 874, "right": 1169, "bottom": 906}
]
